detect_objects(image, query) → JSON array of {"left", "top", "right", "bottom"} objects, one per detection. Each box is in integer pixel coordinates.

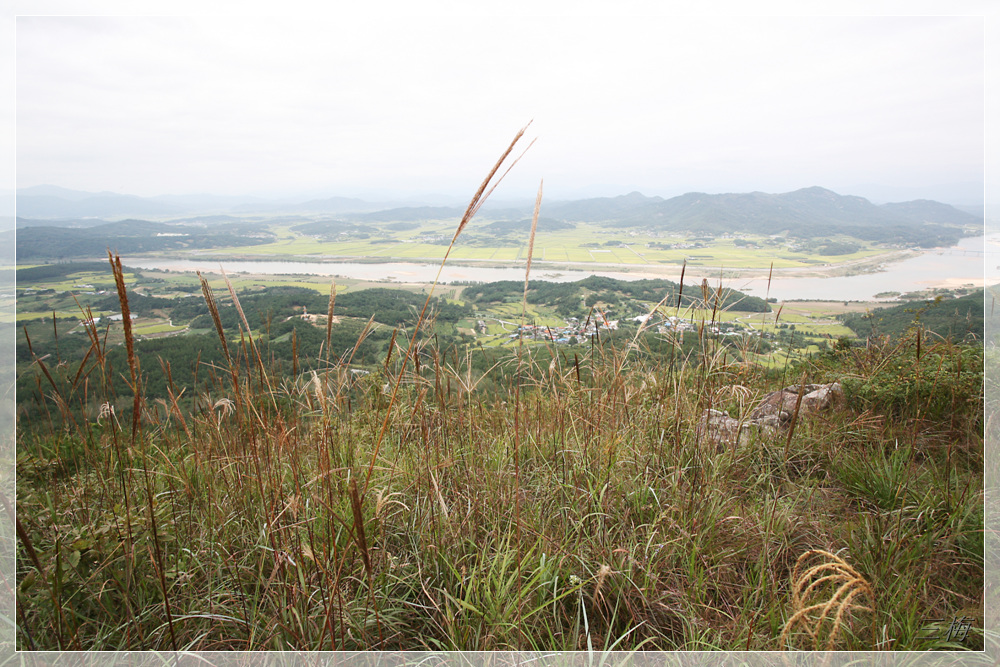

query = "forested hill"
[
  {"left": 543, "top": 187, "right": 978, "bottom": 246},
  {"left": 461, "top": 275, "right": 770, "bottom": 316},
  {"left": 841, "top": 291, "right": 984, "bottom": 340},
  {"left": 16, "top": 185, "right": 979, "bottom": 251},
  {"left": 12, "top": 219, "right": 275, "bottom": 260}
]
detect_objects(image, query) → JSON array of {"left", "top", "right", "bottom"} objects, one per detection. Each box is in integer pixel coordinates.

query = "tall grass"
[{"left": 13, "top": 143, "right": 984, "bottom": 652}]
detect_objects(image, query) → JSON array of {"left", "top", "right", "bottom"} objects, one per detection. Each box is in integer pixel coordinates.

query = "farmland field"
[{"left": 122, "top": 219, "right": 894, "bottom": 273}]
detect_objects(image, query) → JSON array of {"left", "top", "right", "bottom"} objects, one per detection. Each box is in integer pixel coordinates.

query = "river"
[{"left": 126, "top": 234, "right": 994, "bottom": 302}]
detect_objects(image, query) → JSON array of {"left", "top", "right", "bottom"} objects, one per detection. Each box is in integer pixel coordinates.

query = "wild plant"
[{"left": 13, "top": 137, "right": 984, "bottom": 651}]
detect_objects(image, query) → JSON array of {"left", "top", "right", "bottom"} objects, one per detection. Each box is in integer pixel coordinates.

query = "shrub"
[{"left": 841, "top": 335, "right": 982, "bottom": 431}]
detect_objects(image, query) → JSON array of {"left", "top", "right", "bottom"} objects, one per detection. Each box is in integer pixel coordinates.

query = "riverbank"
[{"left": 114, "top": 235, "right": 987, "bottom": 302}]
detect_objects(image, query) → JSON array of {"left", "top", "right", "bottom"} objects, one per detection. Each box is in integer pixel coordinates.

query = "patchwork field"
[{"left": 128, "top": 219, "right": 893, "bottom": 273}]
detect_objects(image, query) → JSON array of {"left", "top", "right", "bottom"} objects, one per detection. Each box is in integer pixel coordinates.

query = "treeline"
[
  {"left": 15, "top": 314, "right": 769, "bottom": 428},
  {"left": 76, "top": 285, "right": 472, "bottom": 330},
  {"left": 290, "top": 220, "right": 378, "bottom": 240},
  {"left": 16, "top": 262, "right": 115, "bottom": 283},
  {"left": 101, "top": 317, "right": 392, "bottom": 402},
  {"left": 461, "top": 276, "right": 771, "bottom": 316},
  {"left": 803, "top": 239, "right": 862, "bottom": 256},
  {"left": 15, "top": 220, "right": 275, "bottom": 260},
  {"left": 334, "top": 288, "right": 471, "bottom": 326},
  {"left": 842, "top": 291, "right": 984, "bottom": 341},
  {"left": 15, "top": 276, "right": 775, "bottom": 426},
  {"left": 15, "top": 316, "right": 398, "bottom": 423},
  {"left": 15, "top": 284, "right": 475, "bottom": 424},
  {"left": 480, "top": 218, "right": 574, "bottom": 235}
]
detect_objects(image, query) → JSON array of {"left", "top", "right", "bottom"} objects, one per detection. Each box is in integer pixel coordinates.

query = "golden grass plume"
[{"left": 780, "top": 549, "right": 875, "bottom": 652}]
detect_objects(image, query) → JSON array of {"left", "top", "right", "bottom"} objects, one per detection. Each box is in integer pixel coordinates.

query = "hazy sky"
[{"left": 11, "top": 6, "right": 990, "bottom": 204}]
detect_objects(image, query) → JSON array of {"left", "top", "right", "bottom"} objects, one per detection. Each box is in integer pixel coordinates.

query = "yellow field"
[
  {"left": 134, "top": 321, "right": 188, "bottom": 335},
  {"left": 115, "top": 220, "right": 889, "bottom": 273}
]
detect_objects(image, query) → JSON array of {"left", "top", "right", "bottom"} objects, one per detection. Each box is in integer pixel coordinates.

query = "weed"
[{"left": 13, "top": 137, "right": 983, "bottom": 652}]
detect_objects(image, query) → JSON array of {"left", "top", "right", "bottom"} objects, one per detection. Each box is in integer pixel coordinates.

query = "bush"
[{"left": 841, "top": 336, "right": 982, "bottom": 431}]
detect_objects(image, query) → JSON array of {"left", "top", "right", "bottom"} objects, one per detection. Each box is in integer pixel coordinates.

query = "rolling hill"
[
  {"left": 14, "top": 185, "right": 982, "bottom": 248},
  {"left": 543, "top": 187, "right": 979, "bottom": 246}
]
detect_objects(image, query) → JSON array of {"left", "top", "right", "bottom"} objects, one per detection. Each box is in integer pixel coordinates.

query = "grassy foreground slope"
[{"left": 15, "top": 263, "right": 983, "bottom": 651}]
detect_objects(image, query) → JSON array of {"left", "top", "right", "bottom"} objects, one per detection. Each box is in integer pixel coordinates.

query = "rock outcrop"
[
  {"left": 696, "top": 409, "right": 777, "bottom": 448},
  {"left": 697, "top": 382, "right": 844, "bottom": 448},
  {"left": 750, "top": 382, "right": 844, "bottom": 424}
]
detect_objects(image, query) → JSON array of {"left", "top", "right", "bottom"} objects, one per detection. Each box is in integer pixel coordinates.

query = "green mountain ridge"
[{"left": 545, "top": 187, "right": 979, "bottom": 246}]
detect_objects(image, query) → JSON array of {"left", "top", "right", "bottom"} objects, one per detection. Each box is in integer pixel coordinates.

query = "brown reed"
[
  {"left": 109, "top": 252, "right": 142, "bottom": 438},
  {"left": 780, "top": 549, "right": 875, "bottom": 652},
  {"left": 325, "top": 278, "right": 337, "bottom": 360},
  {"left": 198, "top": 271, "right": 230, "bottom": 364},
  {"left": 362, "top": 124, "right": 534, "bottom": 493}
]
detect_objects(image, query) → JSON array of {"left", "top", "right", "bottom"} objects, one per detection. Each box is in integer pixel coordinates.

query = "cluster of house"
[
  {"left": 79, "top": 312, "right": 136, "bottom": 327},
  {"left": 499, "top": 312, "right": 753, "bottom": 345},
  {"left": 507, "top": 313, "right": 626, "bottom": 344},
  {"left": 70, "top": 284, "right": 109, "bottom": 295},
  {"left": 632, "top": 314, "right": 696, "bottom": 334}
]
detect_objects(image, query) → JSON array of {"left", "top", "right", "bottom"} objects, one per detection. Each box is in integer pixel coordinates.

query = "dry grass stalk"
[
  {"left": 512, "top": 179, "right": 543, "bottom": 647},
  {"left": 429, "top": 470, "right": 450, "bottom": 523},
  {"left": 349, "top": 478, "right": 372, "bottom": 577},
  {"left": 780, "top": 549, "right": 875, "bottom": 652},
  {"left": 108, "top": 253, "right": 137, "bottom": 383},
  {"left": 348, "top": 477, "right": 383, "bottom": 645},
  {"left": 782, "top": 370, "right": 810, "bottom": 460},
  {"left": 108, "top": 252, "right": 178, "bottom": 649},
  {"left": 362, "top": 125, "right": 534, "bottom": 492},
  {"left": 197, "top": 270, "right": 246, "bottom": 409},
  {"left": 713, "top": 384, "right": 755, "bottom": 414},
  {"left": 344, "top": 315, "right": 376, "bottom": 368},
  {"left": 453, "top": 123, "right": 534, "bottom": 244},
  {"left": 325, "top": 278, "right": 337, "bottom": 360},
  {"left": 592, "top": 564, "right": 612, "bottom": 605},
  {"left": 311, "top": 371, "right": 327, "bottom": 416},
  {"left": 109, "top": 252, "right": 142, "bottom": 439},
  {"left": 521, "top": 180, "right": 543, "bottom": 303},
  {"left": 675, "top": 260, "right": 687, "bottom": 310},
  {"left": 221, "top": 267, "right": 278, "bottom": 410},
  {"left": 197, "top": 271, "right": 231, "bottom": 364},
  {"left": 383, "top": 328, "right": 398, "bottom": 373}
]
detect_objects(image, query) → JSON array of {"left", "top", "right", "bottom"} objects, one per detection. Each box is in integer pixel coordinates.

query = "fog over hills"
[{"left": 17, "top": 189, "right": 185, "bottom": 219}]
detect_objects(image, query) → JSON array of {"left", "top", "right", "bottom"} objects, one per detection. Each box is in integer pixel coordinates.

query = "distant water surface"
[{"left": 722, "top": 235, "right": 991, "bottom": 301}]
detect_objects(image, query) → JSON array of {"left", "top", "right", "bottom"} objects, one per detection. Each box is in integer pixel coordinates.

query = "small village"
[{"left": 475, "top": 309, "right": 755, "bottom": 345}]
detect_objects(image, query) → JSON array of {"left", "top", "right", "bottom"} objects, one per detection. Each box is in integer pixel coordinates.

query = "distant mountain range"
[
  {"left": 17, "top": 186, "right": 186, "bottom": 219},
  {"left": 14, "top": 185, "right": 982, "bottom": 248},
  {"left": 541, "top": 187, "right": 980, "bottom": 246}
]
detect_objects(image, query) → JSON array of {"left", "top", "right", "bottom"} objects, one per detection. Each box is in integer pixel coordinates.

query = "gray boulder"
[
  {"left": 750, "top": 383, "right": 844, "bottom": 423},
  {"left": 698, "top": 382, "right": 843, "bottom": 447},
  {"left": 695, "top": 409, "right": 778, "bottom": 449}
]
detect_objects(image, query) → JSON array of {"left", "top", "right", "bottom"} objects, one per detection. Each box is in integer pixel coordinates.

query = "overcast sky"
[{"left": 12, "top": 8, "right": 989, "bottom": 204}]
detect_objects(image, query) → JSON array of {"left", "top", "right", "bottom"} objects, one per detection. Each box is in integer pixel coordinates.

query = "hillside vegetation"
[
  {"left": 14, "top": 136, "right": 985, "bottom": 652},
  {"left": 842, "top": 291, "right": 984, "bottom": 341},
  {"left": 13, "top": 220, "right": 275, "bottom": 260},
  {"left": 14, "top": 254, "right": 984, "bottom": 651}
]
